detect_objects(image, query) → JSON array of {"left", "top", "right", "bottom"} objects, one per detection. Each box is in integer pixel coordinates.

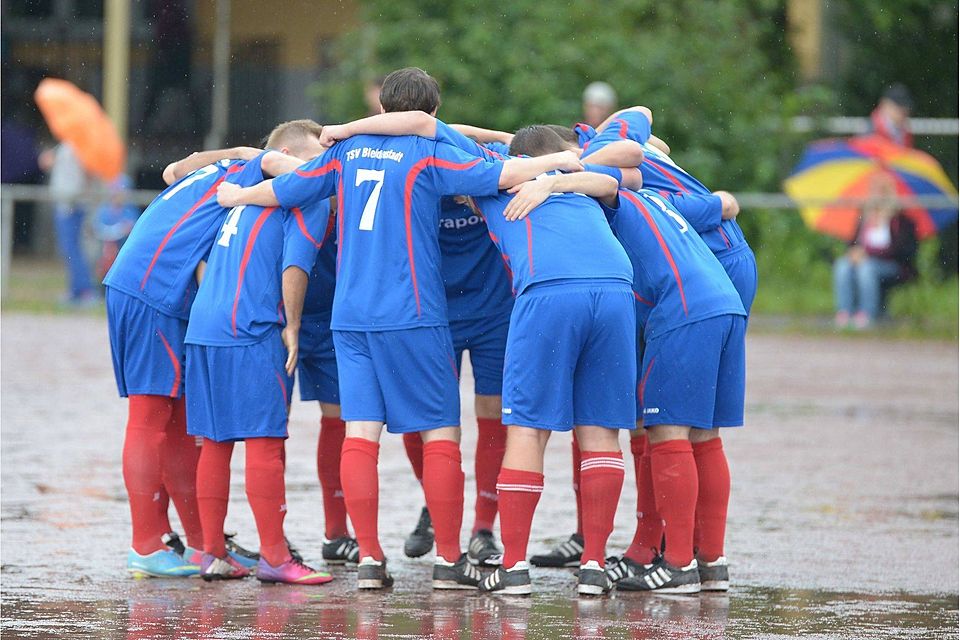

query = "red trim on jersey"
[
  {"left": 295, "top": 159, "right": 342, "bottom": 179},
  {"left": 646, "top": 160, "right": 690, "bottom": 194},
  {"left": 622, "top": 190, "right": 688, "bottom": 315},
  {"left": 616, "top": 119, "right": 628, "bottom": 139},
  {"left": 273, "top": 370, "right": 288, "bottom": 404},
  {"left": 140, "top": 164, "right": 243, "bottom": 290},
  {"left": 524, "top": 217, "right": 535, "bottom": 276},
  {"left": 637, "top": 356, "right": 656, "bottom": 406},
  {"left": 293, "top": 159, "right": 344, "bottom": 270},
  {"left": 717, "top": 225, "right": 731, "bottom": 248},
  {"left": 404, "top": 155, "right": 484, "bottom": 317},
  {"left": 291, "top": 207, "right": 322, "bottom": 248},
  {"left": 231, "top": 207, "right": 278, "bottom": 337},
  {"left": 475, "top": 203, "right": 516, "bottom": 296},
  {"left": 155, "top": 328, "right": 181, "bottom": 398},
  {"left": 633, "top": 290, "right": 654, "bottom": 306}
]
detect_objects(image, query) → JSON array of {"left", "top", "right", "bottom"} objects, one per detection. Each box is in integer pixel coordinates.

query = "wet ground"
[{"left": 1, "top": 312, "right": 957, "bottom": 639}]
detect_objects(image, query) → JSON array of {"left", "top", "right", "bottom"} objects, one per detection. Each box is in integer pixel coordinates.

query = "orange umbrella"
[{"left": 34, "top": 78, "right": 125, "bottom": 182}]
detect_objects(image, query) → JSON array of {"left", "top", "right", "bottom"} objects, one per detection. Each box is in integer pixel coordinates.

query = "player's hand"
[
  {"left": 281, "top": 326, "right": 299, "bottom": 376},
  {"left": 217, "top": 182, "right": 241, "bottom": 208},
  {"left": 319, "top": 124, "right": 350, "bottom": 148},
  {"left": 556, "top": 150, "right": 584, "bottom": 173},
  {"left": 504, "top": 176, "right": 554, "bottom": 221},
  {"left": 715, "top": 190, "right": 740, "bottom": 220}
]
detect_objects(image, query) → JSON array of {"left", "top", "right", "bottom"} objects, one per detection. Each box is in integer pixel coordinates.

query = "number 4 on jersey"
[
  {"left": 356, "top": 169, "right": 385, "bottom": 231},
  {"left": 218, "top": 206, "right": 244, "bottom": 247}
]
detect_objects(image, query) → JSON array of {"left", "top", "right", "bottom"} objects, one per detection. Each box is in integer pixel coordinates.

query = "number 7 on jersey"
[{"left": 356, "top": 169, "right": 385, "bottom": 231}]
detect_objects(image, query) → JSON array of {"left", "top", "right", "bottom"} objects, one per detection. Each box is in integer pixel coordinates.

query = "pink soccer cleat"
[{"left": 256, "top": 556, "right": 333, "bottom": 585}]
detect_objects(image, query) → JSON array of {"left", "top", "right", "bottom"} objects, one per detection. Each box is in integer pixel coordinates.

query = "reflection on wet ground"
[{"left": 2, "top": 316, "right": 958, "bottom": 638}]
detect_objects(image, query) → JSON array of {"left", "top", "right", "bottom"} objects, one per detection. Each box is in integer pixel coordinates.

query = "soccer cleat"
[
  {"left": 698, "top": 556, "right": 729, "bottom": 591},
  {"left": 256, "top": 556, "right": 333, "bottom": 585},
  {"left": 529, "top": 533, "right": 583, "bottom": 568},
  {"left": 617, "top": 557, "right": 701, "bottom": 594},
  {"left": 200, "top": 553, "right": 251, "bottom": 581},
  {"left": 467, "top": 529, "right": 503, "bottom": 567},
  {"left": 357, "top": 556, "right": 394, "bottom": 589},
  {"left": 127, "top": 548, "right": 200, "bottom": 579},
  {"left": 404, "top": 506, "right": 435, "bottom": 558},
  {"left": 577, "top": 560, "right": 613, "bottom": 596},
  {"left": 224, "top": 533, "right": 260, "bottom": 570},
  {"left": 433, "top": 553, "right": 484, "bottom": 590},
  {"left": 322, "top": 536, "right": 360, "bottom": 565},
  {"left": 161, "top": 532, "right": 187, "bottom": 556},
  {"left": 478, "top": 561, "right": 533, "bottom": 596},
  {"left": 605, "top": 554, "right": 653, "bottom": 584}
]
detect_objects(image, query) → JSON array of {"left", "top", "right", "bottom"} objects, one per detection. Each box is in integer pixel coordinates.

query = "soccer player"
[
  {"left": 103, "top": 132, "right": 307, "bottom": 578},
  {"left": 216, "top": 67, "right": 583, "bottom": 590},
  {"left": 582, "top": 107, "right": 754, "bottom": 592},
  {"left": 459, "top": 125, "right": 638, "bottom": 597},
  {"left": 186, "top": 141, "right": 332, "bottom": 584}
]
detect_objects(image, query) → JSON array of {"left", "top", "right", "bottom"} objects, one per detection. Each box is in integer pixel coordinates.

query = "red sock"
[
  {"left": 625, "top": 434, "right": 662, "bottom": 564},
  {"left": 123, "top": 395, "right": 173, "bottom": 554},
  {"left": 497, "top": 468, "right": 543, "bottom": 569},
  {"left": 317, "top": 416, "right": 349, "bottom": 539},
  {"left": 403, "top": 431, "right": 425, "bottom": 484},
  {"left": 422, "top": 440, "right": 465, "bottom": 562},
  {"left": 196, "top": 438, "right": 234, "bottom": 558},
  {"left": 245, "top": 437, "right": 290, "bottom": 566},
  {"left": 341, "top": 437, "right": 383, "bottom": 560},
  {"left": 158, "top": 487, "right": 173, "bottom": 535},
  {"left": 571, "top": 433, "right": 583, "bottom": 536},
  {"left": 650, "top": 439, "right": 698, "bottom": 567},
  {"left": 692, "top": 438, "right": 730, "bottom": 562},
  {"left": 579, "top": 451, "right": 625, "bottom": 567},
  {"left": 473, "top": 417, "right": 506, "bottom": 533},
  {"left": 161, "top": 397, "right": 203, "bottom": 548}
]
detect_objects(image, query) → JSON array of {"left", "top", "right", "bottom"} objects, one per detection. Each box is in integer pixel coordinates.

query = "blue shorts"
[
  {"left": 719, "top": 246, "right": 758, "bottom": 316},
  {"left": 450, "top": 311, "right": 510, "bottom": 396},
  {"left": 297, "top": 314, "right": 339, "bottom": 404},
  {"left": 185, "top": 332, "right": 293, "bottom": 442},
  {"left": 639, "top": 314, "right": 746, "bottom": 430},
  {"left": 502, "top": 279, "right": 637, "bottom": 431},
  {"left": 333, "top": 326, "right": 460, "bottom": 434},
  {"left": 106, "top": 287, "right": 186, "bottom": 398}
]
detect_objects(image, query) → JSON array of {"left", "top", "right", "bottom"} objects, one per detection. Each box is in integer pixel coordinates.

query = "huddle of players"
[{"left": 104, "top": 66, "right": 756, "bottom": 596}]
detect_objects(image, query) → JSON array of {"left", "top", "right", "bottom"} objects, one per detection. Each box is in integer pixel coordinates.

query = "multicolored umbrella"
[
  {"left": 784, "top": 134, "right": 958, "bottom": 240},
  {"left": 34, "top": 78, "right": 125, "bottom": 182}
]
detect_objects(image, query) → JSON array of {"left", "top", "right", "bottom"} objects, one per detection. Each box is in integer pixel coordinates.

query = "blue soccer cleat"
[{"left": 127, "top": 548, "right": 200, "bottom": 579}]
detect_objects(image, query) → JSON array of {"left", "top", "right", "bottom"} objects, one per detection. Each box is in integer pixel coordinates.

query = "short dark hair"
[
  {"left": 509, "top": 125, "right": 569, "bottom": 157},
  {"left": 379, "top": 67, "right": 441, "bottom": 114},
  {"left": 545, "top": 124, "right": 579, "bottom": 146}
]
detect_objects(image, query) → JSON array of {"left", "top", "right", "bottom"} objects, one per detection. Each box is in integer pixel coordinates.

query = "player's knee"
[
  {"left": 474, "top": 394, "right": 502, "bottom": 419},
  {"left": 574, "top": 425, "right": 620, "bottom": 452},
  {"left": 319, "top": 402, "right": 341, "bottom": 419}
]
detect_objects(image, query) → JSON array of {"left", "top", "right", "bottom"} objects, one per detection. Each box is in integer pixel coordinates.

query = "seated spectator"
[{"left": 834, "top": 172, "right": 918, "bottom": 329}]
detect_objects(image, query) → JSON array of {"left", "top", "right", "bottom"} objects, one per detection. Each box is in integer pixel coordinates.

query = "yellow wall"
[{"left": 787, "top": 0, "right": 823, "bottom": 81}]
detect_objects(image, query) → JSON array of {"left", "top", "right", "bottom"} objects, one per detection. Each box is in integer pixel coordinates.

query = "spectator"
[
  {"left": 870, "top": 83, "right": 913, "bottom": 147},
  {"left": 581, "top": 81, "right": 617, "bottom": 129},
  {"left": 833, "top": 172, "right": 917, "bottom": 329},
  {"left": 39, "top": 142, "right": 97, "bottom": 306},
  {"left": 94, "top": 174, "right": 140, "bottom": 280}
]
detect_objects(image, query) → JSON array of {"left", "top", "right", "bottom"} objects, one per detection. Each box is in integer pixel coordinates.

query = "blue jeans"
[
  {"left": 54, "top": 205, "right": 94, "bottom": 300},
  {"left": 833, "top": 255, "right": 901, "bottom": 320}
]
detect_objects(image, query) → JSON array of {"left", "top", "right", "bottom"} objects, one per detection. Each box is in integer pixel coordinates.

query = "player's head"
[
  {"left": 379, "top": 67, "right": 441, "bottom": 115},
  {"left": 264, "top": 119, "right": 325, "bottom": 160},
  {"left": 365, "top": 75, "right": 386, "bottom": 116},
  {"left": 582, "top": 81, "right": 617, "bottom": 128},
  {"left": 509, "top": 125, "right": 570, "bottom": 157},
  {"left": 545, "top": 124, "right": 581, "bottom": 151}
]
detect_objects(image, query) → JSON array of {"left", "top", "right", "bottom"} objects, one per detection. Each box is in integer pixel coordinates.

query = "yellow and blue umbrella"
[{"left": 784, "top": 134, "right": 958, "bottom": 240}]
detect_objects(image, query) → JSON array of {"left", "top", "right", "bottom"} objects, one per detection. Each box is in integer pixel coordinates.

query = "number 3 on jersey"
[
  {"left": 218, "top": 206, "right": 244, "bottom": 247},
  {"left": 356, "top": 169, "right": 385, "bottom": 231}
]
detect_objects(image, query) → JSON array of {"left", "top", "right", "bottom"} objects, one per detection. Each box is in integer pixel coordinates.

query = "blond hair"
[{"left": 264, "top": 119, "right": 323, "bottom": 151}]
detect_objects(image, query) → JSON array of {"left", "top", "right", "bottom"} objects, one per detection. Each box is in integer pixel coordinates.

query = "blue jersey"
[
  {"left": 185, "top": 200, "right": 328, "bottom": 346},
  {"left": 605, "top": 189, "right": 745, "bottom": 340},
  {"left": 103, "top": 156, "right": 267, "bottom": 319},
  {"left": 303, "top": 201, "right": 338, "bottom": 318},
  {"left": 472, "top": 181, "right": 633, "bottom": 296},
  {"left": 272, "top": 134, "right": 504, "bottom": 331},
  {"left": 582, "top": 112, "right": 748, "bottom": 257}
]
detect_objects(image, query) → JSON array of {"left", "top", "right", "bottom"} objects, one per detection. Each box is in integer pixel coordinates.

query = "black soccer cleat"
[
  {"left": 404, "top": 506, "right": 435, "bottom": 558},
  {"left": 479, "top": 561, "right": 533, "bottom": 596},
  {"left": 617, "top": 557, "right": 701, "bottom": 594},
  {"left": 467, "top": 529, "right": 503, "bottom": 567},
  {"left": 577, "top": 560, "right": 614, "bottom": 596},
  {"left": 357, "top": 556, "right": 394, "bottom": 589},
  {"left": 529, "top": 533, "right": 583, "bottom": 568},
  {"left": 322, "top": 536, "right": 360, "bottom": 565},
  {"left": 433, "top": 553, "right": 484, "bottom": 590},
  {"left": 698, "top": 556, "right": 729, "bottom": 591},
  {"left": 605, "top": 553, "right": 653, "bottom": 584}
]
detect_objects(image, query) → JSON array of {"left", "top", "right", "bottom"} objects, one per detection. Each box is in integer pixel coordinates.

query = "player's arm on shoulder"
[
  {"left": 162, "top": 147, "right": 262, "bottom": 185},
  {"left": 449, "top": 124, "right": 514, "bottom": 145},
  {"left": 280, "top": 266, "right": 309, "bottom": 376},
  {"left": 647, "top": 134, "right": 671, "bottom": 155},
  {"left": 503, "top": 172, "right": 619, "bottom": 221},
  {"left": 319, "top": 111, "right": 437, "bottom": 146},
  {"left": 217, "top": 179, "right": 279, "bottom": 208},
  {"left": 261, "top": 150, "right": 308, "bottom": 178},
  {"left": 583, "top": 140, "right": 645, "bottom": 169},
  {"left": 595, "top": 106, "right": 653, "bottom": 135},
  {"left": 499, "top": 151, "right": 583, "bottom": 189}
]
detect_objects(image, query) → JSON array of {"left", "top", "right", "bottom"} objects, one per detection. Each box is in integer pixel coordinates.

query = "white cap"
[{"left": 583, "top": 81, "right": 617, "bottom": 107}]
